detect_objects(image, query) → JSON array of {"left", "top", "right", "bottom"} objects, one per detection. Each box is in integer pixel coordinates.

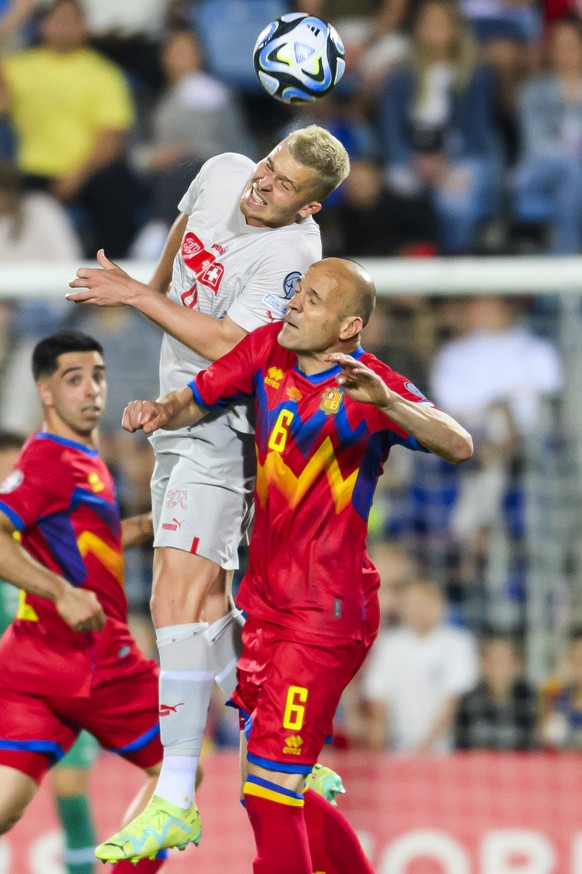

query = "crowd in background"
[{"left": 0, "top": 0, "right": 577, "bottom": 755}]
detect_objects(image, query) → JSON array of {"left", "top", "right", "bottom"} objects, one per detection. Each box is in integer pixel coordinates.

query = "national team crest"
[{"left": 320, "top": 387, "right": 343, "bottom": 415}]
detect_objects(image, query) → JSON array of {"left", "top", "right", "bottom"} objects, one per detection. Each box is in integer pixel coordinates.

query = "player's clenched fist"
[
  {"left": 55, "top": 586, "right": 106, "bottom": 633},
  {"left": 122, "top": 399, "right": 170, "bottom": 434}
]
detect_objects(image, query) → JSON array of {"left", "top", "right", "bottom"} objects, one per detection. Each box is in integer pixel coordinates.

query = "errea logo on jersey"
[
  {"left": 283, "top": 735, "right": 303, "bottom": 755},
  {"left": 265, "top": 367, "right": 283, "bottom": 389},
  {"left": 88, "top": 472, "right": 105, "bottom": 493}
]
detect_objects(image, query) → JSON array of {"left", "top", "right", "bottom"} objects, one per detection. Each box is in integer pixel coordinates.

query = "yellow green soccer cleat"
[
  {"left": 94, "top": 795, "right": 202, "bottom": 863},
  {"left": 306, "top": 763, "right": 346, "bottom": 806}
]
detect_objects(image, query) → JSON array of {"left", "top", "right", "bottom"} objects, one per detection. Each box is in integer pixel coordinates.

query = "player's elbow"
[{"left": 447, "top": 430, "right": 474, "bottom": 464}]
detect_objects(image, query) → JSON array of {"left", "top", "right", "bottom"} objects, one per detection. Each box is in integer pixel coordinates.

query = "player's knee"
[
  {"left": 247, "top": 763, "right": 305, "bottom": 796},
  {"left": 0, "top": 801, "right": 26, "bottom": 834}
]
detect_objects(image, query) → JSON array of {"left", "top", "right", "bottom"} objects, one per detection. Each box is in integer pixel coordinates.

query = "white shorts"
[{"left": 149, "top": 421, "right": 255, "bottom": 570}]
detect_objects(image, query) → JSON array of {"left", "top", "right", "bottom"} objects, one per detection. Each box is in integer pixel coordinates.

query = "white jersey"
[{"left": 156, "top": 152, "right": 322, "bottom": 439}]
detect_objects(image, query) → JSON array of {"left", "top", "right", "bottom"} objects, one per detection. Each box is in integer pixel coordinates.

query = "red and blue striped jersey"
[
  {"left": 191, "top": 323, "right": 434, "bottom": 643},
  {"left": 0, "top": 431, "right": 129, "bottom": 695}
]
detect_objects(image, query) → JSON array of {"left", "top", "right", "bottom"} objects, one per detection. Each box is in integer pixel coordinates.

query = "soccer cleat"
[
  {"left": 94, "top": 795, "right": 202, "bottom": 863},
  {"left": 306, "top": 763, "right": 346, "bottom": 806}
]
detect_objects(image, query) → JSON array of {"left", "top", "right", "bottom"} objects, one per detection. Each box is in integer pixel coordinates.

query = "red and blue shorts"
[
  {"left": 0, "top": 645, "right": 162, "bottom": 783},
  {"left": 230, "top": 616, "right": 365, "bottom": 775}
]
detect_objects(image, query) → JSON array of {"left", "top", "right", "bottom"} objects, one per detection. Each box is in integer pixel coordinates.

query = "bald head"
[
  {"left": 278, "top": 257, "right": 377, "bottom": 363},
  {"left": 317, "top": 257, "right": 376, "bottom": 327}
]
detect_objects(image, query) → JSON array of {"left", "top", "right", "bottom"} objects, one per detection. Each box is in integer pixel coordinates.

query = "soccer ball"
[{"left": 253, "top": 12, "right": 345, "bottom": 105}]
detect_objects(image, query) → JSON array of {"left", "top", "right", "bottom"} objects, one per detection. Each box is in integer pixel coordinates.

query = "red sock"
[
  {"left": 244, "top": 776, "right": 312, "bottom": 874},
  {"left": 304, "top": 788, "right": 375, "bottom": 874},
  {"left": 111, "top": 857, "right": 166, "bottom": 872}
]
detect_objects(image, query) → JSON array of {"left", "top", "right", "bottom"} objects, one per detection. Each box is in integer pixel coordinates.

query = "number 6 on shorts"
[{"left": 283, "top": 685, "right": 308, "bottom": 731}]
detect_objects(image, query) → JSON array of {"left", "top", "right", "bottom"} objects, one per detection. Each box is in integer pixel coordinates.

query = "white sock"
[
  {"left": 155, "top": 622, "right": 213, "bottom": 808},
  {"left": 154, "top": 755, "right": 198, "bottom": 810},
  {"left": 205, "top": 610, "right": 244, "bottom": 699}
]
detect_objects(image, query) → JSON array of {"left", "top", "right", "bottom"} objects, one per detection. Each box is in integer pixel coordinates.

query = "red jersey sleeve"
[
  {"left": 189, "top": 323, "right": 279, "bottom": 411},
  {"left": 0, "top": 439, "right": 73, "bottom": 531},
  {"left": 362, "top": 354, "right": 436, "bottom": 450}
]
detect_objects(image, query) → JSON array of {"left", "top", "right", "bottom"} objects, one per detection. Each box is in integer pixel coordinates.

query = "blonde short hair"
[{"left": 287, "top": 125, "right": 350, "bottom": 201}]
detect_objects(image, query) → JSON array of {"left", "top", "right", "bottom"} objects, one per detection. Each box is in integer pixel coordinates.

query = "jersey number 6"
[{"left": 268, "top": 409, "right": 293, "bottom": 453}]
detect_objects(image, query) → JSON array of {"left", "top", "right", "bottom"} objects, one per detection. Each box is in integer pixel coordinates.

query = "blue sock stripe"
[{"left": 246, "top": 774, "right": 304, "bottom": 801}]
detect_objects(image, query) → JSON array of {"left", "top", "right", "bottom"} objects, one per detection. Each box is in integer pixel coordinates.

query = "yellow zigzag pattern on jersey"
[
  {"left": 256, "top": 437, "right": 358, "bottom": 514},
  {"left": 77, "top": 531, "right": 123, "bottom": 584},
  {"left": 17, "top": 531, "right": 123, "bottom": 621}
]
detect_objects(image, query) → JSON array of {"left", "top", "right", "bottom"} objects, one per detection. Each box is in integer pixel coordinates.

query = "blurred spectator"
[
  {"left": 0, "top": 158, "right": 82, "bottom": 432},
  {"left": 378, "top": 0, "right": 499, "bottom": 253},
  {"left": 305, "top": 0, "right": 411, "bottom": 100},
  {"left": 512, "top": 16, "right": 582, "bottom": 253},
  {"left": 332, "top": 541, "right": 417, "bottom": 748},
  {"left": 131, "top": 27, "right": 255, "bottom": 258},
  {"left": 187, "top": 0, "right": 293, "bottom": 146},
  {"left": 0, "top": 158, "right": 81, "bottom": 263},
  {"left": 334, "top": 157, "right": 438, "bottom": 256},
  {"left": 0, "top": 0, "right": 144, "bottom": 257},
  {"left": 455, "top": 634, "right": 539, "bottom": 749},
  {"left": 461, "top": 0, "right": 540, "bottom": 45},
  {"left": 429, "top": 296, "right": 562, "bottom": 624},
  {"left": 431, "top": 297, "right": 562, "bottom": 436},
  {"left": 0, "top": 0, "right": 36, "bottom": 52},
  {"left": 361, "top": 579, "right": 479, "bottom": 752},
  {"left": 544, "top": 0, "right": 582, "bottom": 27},
  {"left": 79, "top": 0, "right": 167, "bottom": 100},
  {"left": 461, "top": 1, "right": 540, "bottom": 166},
  {"left": 541, "top": 629, "right": 582, "bottom": 749},
  {"left": 371, "top": 540, "right": 418, "bottom": 629}
]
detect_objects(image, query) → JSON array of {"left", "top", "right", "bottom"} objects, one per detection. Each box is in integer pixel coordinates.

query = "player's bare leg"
[{"left": 0, "top": 765, "right": 38, "bottom": 833}]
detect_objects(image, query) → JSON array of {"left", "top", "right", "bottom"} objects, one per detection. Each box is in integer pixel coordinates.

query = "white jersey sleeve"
[{"left": 226, "top": 222, "right": 321, "bottom": 333}]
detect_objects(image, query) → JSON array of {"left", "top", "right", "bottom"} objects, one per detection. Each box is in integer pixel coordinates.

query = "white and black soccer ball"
[{"left": 253, "top": 12, "right": 345, "bottom": 105}]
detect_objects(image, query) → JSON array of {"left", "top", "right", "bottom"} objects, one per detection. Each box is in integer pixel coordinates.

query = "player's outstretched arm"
[
  {"left": 122, "top": 387, "right": 206, "bottom": 435},
  {"left": 327, "top": 353, "right": 473, "bottom": 465},
  {"left": 0, "top": 513, "right": 106, "bottom": 632},
  {"left": 66, "top": 249, "right": 248, "bottom": 361}
]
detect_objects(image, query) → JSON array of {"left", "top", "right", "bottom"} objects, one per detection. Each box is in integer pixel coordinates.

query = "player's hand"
[
  {"left": 122, "top": 399, "right": 170, "bottom": 434},
  {"left": 326, "top": 353, "right": 395, "bottom": 408},
  {"left": 55, "top": 586, "right": 106, "bottom": 633},
  {"left": 66, "top": 249, "right": 141, "bottom": 307}
]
